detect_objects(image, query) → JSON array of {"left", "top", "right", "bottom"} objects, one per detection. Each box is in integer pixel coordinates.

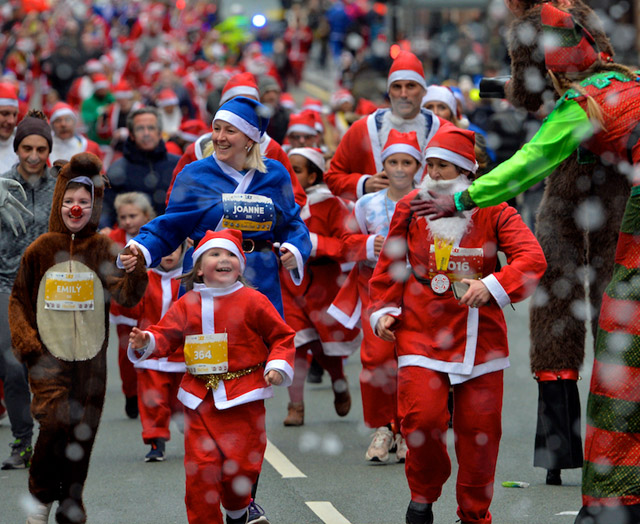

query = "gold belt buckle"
[{"left": 242, "top": 239, "right": 255, "bottom": 254}]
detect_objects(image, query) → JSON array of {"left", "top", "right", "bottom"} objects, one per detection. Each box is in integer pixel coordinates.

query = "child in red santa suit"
[
  {"left": 329, "top": 129, "right": 423, "bottom": 463},
  {"left": 111, "top": 241, "right": 187, "bottom": 462},
  {"left": 280, "top": 147, "right": 361, "bottom": 427},
  {"left": 369, "top": 126, "right": 547, "bottom": 524},
  {"left": 128, "top": 229, "right": 295, "bottom": 524}
]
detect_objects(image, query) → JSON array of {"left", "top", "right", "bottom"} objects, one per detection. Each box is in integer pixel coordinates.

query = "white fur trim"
[
  {"left": 177, "top": 388, "right": 204, "bottom": 410},
  {"left": 288, "top": 147, "right": 324, "bottom": 172},
  {"left": 381, "top": 143, "right": 422, "bottom": 163},
  {"left": 281, "top": 242, "right": 304, "bottom": 285},
  {"left": 212, "top": 380, "right": 274, "bottom": 410},
  {"left": 309, "top": 232, "right": 318, "bottom": 257},
  {"left": 321, "top": 332, "right": 362, "bottom": 356},
  {"left": 0, "top": 97, "right": 18, "bottom": 108},
  {"left": 327, "top": 300, "right": 362, "bottom": 330},
  {"left": 286, "top": 124, "right": 317, "bottom": 136},
  {"left": 369, "top": 306, "right": 402, "bottom": 336},
  {"left": 113, "top": 90, "right": 133, "bottom": 100},
  {"left": 357, "top": 175, "right": 370, "bottom": 199},
  {"left": 482, "top": 274, "right": 511, "bottom": 309},
  {"left": 192, "top": 237, "right": 245, "bottom": 272},
  {"left": 50, "top": 107, "right": 77, "bottom": 123},
  {"left": 365, "top": 234, "right": 377, "bottom": 262},
  {"left": 119, "top": 239, "right": 152, "bottom": 268},
  {"left": 109, "top": 313, "right": 137, "bottom": 327},
  {"left": 127, "top": 331, "right": 156, "bottom": 365},
  {"left": 425, "top": 146, "right": 478, "bottom": 174},
  {"left": 387, "top": 70, "right": 427, "bottom": 91},
  {"left": 294, "top": 328, "right": 319, "bottom": 348},
  {"left": 220, "top": 86, "right": 260, "bottom": 105},
  {"left": 134, "top": 359, "right": 186, "bottom": 372},
  {"left": 397, "top": 354, "right": 509, "bottom": 384},
  {"left": 214, "top": 109, "right": 260, "bottom": 142},
  {"left": 422, "top": 86, "right": 457, "bottom": 115},
  {"left": 157, "top": 96, "right": 179, "bottom": 107},
  {"left": 265, "top": 359, "right": 294, "bottom": 388}
]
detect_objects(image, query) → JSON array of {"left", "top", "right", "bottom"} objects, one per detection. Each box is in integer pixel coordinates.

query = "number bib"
[
  {"left": 44, "top": 272, "right": 95, "bottom": 311},
  {"left": 428, "top": 247, "right": 484, "bottom": 283},
  {"left": 222, "top": 194, "right": 275, "bottom": 231},
  {"left": 184, "top": 333, "right": 229, "bottom": 375}
]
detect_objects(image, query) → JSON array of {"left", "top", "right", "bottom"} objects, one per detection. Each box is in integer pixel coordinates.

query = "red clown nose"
[{"left": 70, "top": 205, "right": 83, "bottom": 218}]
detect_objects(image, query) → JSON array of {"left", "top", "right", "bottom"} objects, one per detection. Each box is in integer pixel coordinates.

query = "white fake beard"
[
  {"left": 379, "top": 111, "right": 427, "bottom": 153},
  {"left": 418, "top": 174, "right": 473, "bottom": 243},
  {"left": 161, "top": 110, "right": 182, "bottom": 136}
]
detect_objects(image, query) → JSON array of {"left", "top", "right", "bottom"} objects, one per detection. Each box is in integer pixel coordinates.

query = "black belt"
[
  {"left": 412, "top": 269, "right": 431, "bottom": 286},
  {"left": 242, "top": 238, "right": 273, "bottom": 254},
  {"left": 626, "top": 121, "right": 640, "bottom": 164}
]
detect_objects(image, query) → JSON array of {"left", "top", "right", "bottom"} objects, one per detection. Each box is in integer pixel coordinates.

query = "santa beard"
[
  {"left": 161, "top": 109, "right": 182, "bottom": 136},
  {"left": 418, "top": 174, "right": 473, "bottom": 243},
  {"left": 379, "top": 111, "right": 428, "bottom": 153}
]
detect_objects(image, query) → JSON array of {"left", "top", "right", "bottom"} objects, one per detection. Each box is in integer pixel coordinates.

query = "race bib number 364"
[
  {"left": 184, "top": 333, "right": 229, "bottom": 375},
  {"left": 44, "top": 272, "right": 95, "bottom": 311},
  {"left": 222, "top": 193, "right": 275, "bottom": 231}
]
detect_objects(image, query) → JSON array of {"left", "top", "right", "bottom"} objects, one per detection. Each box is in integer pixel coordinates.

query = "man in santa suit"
[
  {"left": 326, "top": 51, "right": 447, "bottom": 201},
  {"left": 48, "top": 102, "right": 103, "bottom": 164},
  {"left": 165, "top": 72, "right": 307, "bottom": 207},
  {"left": 155, "top": 88, "right": 183, "bottom": 141}
]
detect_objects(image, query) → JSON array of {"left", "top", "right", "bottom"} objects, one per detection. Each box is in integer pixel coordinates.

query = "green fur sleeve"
[{"left": 454, "top": 99, "right": 593, "bottom": 210}]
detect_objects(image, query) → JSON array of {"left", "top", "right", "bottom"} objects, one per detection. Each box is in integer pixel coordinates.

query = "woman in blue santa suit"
[{"left": 124, "top": 96, "right": 311, "bottom": 316}]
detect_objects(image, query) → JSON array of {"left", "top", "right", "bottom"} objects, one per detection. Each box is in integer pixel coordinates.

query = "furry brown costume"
[
  {"left": 505, "top": 0, "right": 630, "bottom": 479},
  {"left": 9, "top": 153, "right": 147, "bottom": 523}
]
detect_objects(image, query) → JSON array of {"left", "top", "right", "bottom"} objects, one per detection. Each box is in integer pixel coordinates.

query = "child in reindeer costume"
[
  {"left": 503, "top": 0, "right": 630, "bottom": 486},
  {"left": 9, "top": 153, "right": 148, "bottom": 524}
]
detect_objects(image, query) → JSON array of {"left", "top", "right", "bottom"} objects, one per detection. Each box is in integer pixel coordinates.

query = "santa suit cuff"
[
  {"left": 369, "top": 307, "right": 402, "bottom": 336},
  {"left": 366, "top": 235, "right": 378, "bottom": 261},
  {"left": 127, "top": 331, "right": 156, "bottom": 363},
  {"left": 281, "top": 242, "right": 305, "bottom": 285},
  {"left": 308, "top": 232, "right": 319, "bottom": 257},
  {"left": 357, "top": 175, "right": 371, "bottom": 199},
  {"left": 116, "top": 239, "right": 152, "bottom": 269},
  {"left": 265, "top": 359, "right": 294, "bottom": 388},
  {"left": 482, "top": 274, "right": 510, "bottom": 309}
]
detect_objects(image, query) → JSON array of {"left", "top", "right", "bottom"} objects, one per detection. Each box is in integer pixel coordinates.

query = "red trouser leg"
[
  {"left": 137, "top": 369, "right": 183, "bottom": 443},
  {"left": 184, "top": 399, "right": 266, "bottom": 524},
  {"left": 116, "top": 324, "right": 137, "bottom": 397}
]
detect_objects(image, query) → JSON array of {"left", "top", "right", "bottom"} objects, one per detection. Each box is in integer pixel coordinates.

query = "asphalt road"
[{"left": 1, "top": 299, "right": 593, "bottom": 524}]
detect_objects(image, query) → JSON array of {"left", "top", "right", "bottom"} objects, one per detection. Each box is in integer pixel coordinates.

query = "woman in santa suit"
[{"left": 369, "top": 126, "right": 546, "bottom": 524}]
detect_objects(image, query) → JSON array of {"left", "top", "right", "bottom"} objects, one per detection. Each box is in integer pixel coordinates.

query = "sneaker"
[
  {"left": 365, "top": 426, "right": 394, "bottom": 462},
  {"left": 125, "top": 395, "right": 139, "bottom": 419},
  {"left": 405, "top": 501, "right": 433, "bottom": 524},
  {"left": 226, "top": 510, "right": 249, "bottom": 524},
  {"left": 26, "top": 500, "right": 52, "bottom": 524},
  {"left": 144, "top": 439, "right": 166, "bottom": 462},
  {"left": 1, "top": 438, "right": 32, "bottom": 469},
  {"left": 394, "top": 434, "right": 408, "bottom": 463},
  {"left": 306, "top": 358, "right": 324, "bottom": 384},
  {"left": 247, "top": 499, "right": 270, "bottom": 524}
]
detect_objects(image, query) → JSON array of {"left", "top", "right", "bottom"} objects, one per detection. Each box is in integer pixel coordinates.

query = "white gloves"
[{"left": 0, "top": 178, "right": 32, "bottom": 236}]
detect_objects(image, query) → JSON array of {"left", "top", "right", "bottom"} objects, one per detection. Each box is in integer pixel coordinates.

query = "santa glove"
[
  {"left": 410, "top": 191, "right": 457, "bottom": 219},
  {"left": 0, "top": 178, "right": 32, "bottom": 236}
]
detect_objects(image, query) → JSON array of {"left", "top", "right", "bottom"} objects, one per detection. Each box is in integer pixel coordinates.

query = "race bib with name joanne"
[
  {"left": 44, "top": 272, "right": 95, "bottom": 311},
  {"left": 222, "top": 194, "right": 275, "bottom": 231}
]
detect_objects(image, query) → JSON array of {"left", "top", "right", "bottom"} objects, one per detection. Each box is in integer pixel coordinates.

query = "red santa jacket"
[
  {"left": 368, "top": 190, "right": 547, "bottom": 383},
  {"left": 165, "top": 132, "right": 307, "bottom": 206},
  {"left": 130, "top": 282, "right": 295, "bottom": 410},
  {"left": 111, "top": 265, "right": 185, "bottom": 372}
]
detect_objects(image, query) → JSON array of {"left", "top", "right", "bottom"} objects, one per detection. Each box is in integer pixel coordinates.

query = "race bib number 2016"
[{"left": 222, "top": 194, "right": 275, "bottom": 231}]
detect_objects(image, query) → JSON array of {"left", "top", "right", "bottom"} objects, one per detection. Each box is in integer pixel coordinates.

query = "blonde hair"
[
  {"left": 202, "top": 136, "right": 267, "bottom": 173},
  {"left": 114, "top": 192, "right": 156, "bottom": 219}
]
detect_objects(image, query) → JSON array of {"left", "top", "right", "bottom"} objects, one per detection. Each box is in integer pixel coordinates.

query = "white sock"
[{"left": 226, "top": 506, "right": 249, "bottom": 520}]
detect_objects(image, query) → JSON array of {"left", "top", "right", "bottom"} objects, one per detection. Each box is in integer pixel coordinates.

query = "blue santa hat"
[{"left": 213, "top": 96, "right": 269, "bottom": 143}]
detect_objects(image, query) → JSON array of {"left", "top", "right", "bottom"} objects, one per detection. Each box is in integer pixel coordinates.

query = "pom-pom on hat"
[
  {"left": 220, "top": 72, "right": 260, "bottom": 105},
  {"left": 286, "top": 110, "right": 319, "bottom": 136},
  {"left": 156, "top": 88, "right": 179, "bottom": 108},
  {"left": 425, "top": 126, "right": 478, "bottom": 174},
  {"left": 387, "top": 50, "right": 427, "bottom": 92},
  {"left": 288, "top": 147, "right": 325, "bottom": 173},
  {"left": 0, "top": 82, "right": 18, "bottom": 108},
  {"left": 192, "top": 229, "right": 246, "bottom": 272},
  {"left": 112, "top": 79, "right": 134, "bottom": 100},
  {"left": 213, "top": 96, "right": 269, "bottom": 143},
  {"left": 422, "top": 85, "right": 459, "bottom": 118},
  {"left": 179, "top": 119, "right": 209, "bottom": 142},
  {"left": 541, "top": 3, "right": 600, "bottom": 73},
  {"left": 49, "top": 102, "right": 77, "bottom": 124},
  {"left": 381, "top": 129, "right": 423, "bottom": 164}
]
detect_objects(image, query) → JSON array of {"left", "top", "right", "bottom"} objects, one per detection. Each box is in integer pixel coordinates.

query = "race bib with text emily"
[
  {"left": 222, "top": 194, "right": 275, "bottom": 231},
  {"left": 183, "top": 333, "right": 229, "bottom": 375},
  {"left": 44, "top": 272, "right": 95, "bottom": 311}
]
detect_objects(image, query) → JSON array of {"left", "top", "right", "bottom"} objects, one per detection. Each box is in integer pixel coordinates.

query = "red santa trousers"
[
  {"left": 137, "top": 368, "right": 184, "bottom": 443},
  {"left": 116, "top": 323, "right": 138, "bottom": 397},
  {"left": 184, "top": 398, "right": 266, "bottom": 524},
  {"left": 399, "top": 367, "right": 503, "bottom": 524}
]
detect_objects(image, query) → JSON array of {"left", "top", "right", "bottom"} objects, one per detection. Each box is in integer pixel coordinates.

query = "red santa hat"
[
  {"left": 49, "top": 102, "right": 77, "bottom": 123},
  {"left": 541, "top": 3, "right": 604, "bottom": 72},
  {"left": 85, "top": 59, "right": 104, "bottom": 74},
  {"left": 330, "top": 88, "right": 355, "bottom": 110},
  {"left": 0, "top": 82, "right": 18, "bottom": 108},
  {"left": 179, "top": 119, "right": 209, "bottom": 142},
  {"left": 387, "top": 50, "right": 427, "bottom": 92},
  {"left": 425, "top": 126, "right": 478, "bottom": 174},
  {"left": 92, "top": 74, "right": 110, "bottom": 91},
  {"left": 192, "top": 229, "right": 246, "bottom": 272},
  {"left": 381, "top": 129, "right": 423, "bottom": 164},
  {"left": 288, "top": 147, "right": 325, "bottom": 173},
  {"left": 220, "top": 72, "right": 259, "bottom": 106},
  {"left": 301, "top": 96, "right": 324, "bottom": 114},
  {"left": 280, "top": 92, "right": 296, "bottom": 111},
  {"left": 113, "top": 79, "right": 134, "bottom": 100},
  {"left": 156, "top": 88, "right": 179, "bottom": 108},
  {"left": 286, "top": 110, "right": 319, "bottom": 136},
  {"left": 422, "top": 85, "right": 459, "bottom": 118}
]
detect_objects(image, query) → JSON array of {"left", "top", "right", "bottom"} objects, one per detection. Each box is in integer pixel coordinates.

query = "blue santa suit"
[{"left": 130, "top": 154, "right": 311, "bottom": 316}]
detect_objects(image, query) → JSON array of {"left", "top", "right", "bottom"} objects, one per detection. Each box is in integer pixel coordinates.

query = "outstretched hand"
[
  {"left": 410, "top": 192, "right": 457, "bottom": 220},
  {"left": 0, "top": 178, "right": 33, "bottom": 236},
  {"left": 129, "top": 327, "right": 150, "bottom": 350}
]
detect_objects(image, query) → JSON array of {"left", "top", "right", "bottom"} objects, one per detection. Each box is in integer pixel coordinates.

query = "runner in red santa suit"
[
  {"left": 369, "top": 126, "right": 546, "bottom": 524},
  {"left": 325, "top": 51, "right": 447, "bottom": 201}
]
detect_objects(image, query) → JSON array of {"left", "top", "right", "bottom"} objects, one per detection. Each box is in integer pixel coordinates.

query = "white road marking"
[
  {"left": 555, "top": 511, "right": 580, "bottom": 516},
  {"left": 264, "top": 439, "right": 307, "bottom": 478},
  {"left": 306, "top": 501, "right": 352, "bottom": 524}
]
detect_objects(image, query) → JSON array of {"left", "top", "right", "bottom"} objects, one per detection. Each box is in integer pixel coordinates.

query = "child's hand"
[
  {"left": 120, "top": 244, "right": 140, "bottom": 273},
  {"left": 373, "top": 235, "right": 385, "bottom": 257},
  {"left": 129, "top": 327, "right": 150, "bottom": 351},
  {"left": 279, "top": 248, "right": 297, "bottom": 270},
  {"left": 459, "top": 278, "right": 491, "bottom": 309},
  {"left": 375, "top": 314, "right": 397, "bottom": 341},
  {"left": 265, "top": 369, "right": 283, "bottom": 386}
]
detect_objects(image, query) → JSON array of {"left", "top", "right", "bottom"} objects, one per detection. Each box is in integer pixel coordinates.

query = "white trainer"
[
  {"left": 394, "top": 433, "right": 408, "bottom": 463},
  {"left": 365, "top": 426, "right": 394, "bottom": 462},
  {"left": 26, "top": 500, "right": 52, "bottom": 524}
]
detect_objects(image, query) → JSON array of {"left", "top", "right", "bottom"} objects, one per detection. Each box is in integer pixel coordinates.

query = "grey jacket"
[{"left": 0, "top": 165, "right": 56, "bottom": 293}]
